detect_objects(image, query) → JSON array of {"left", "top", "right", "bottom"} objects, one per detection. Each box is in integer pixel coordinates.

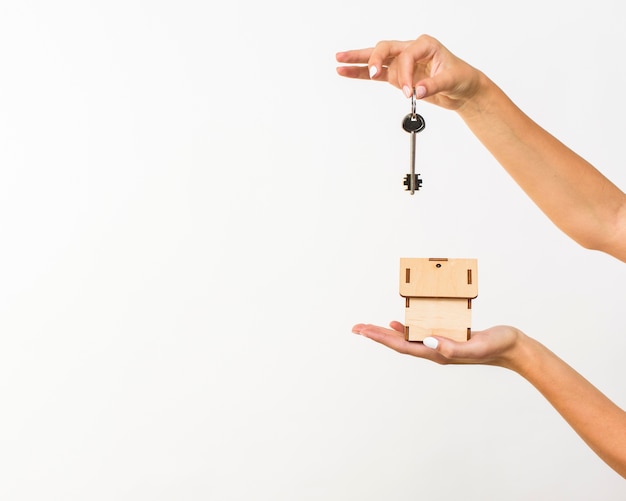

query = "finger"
[
  {"left": 416, "top": 69, "right": 460, "bottom": 101},
  {"left": 336, "top": 48, "right": 374, "bottom": 64},
  {"left": 354, "top": 323, "right": 444, "bottom": 361},
  {"left": 395, "top": 35, "right": 443, "bottom": 97},
  {"left": 336, "top": 65, "right": 369, "bottom": 80},
  {"left": 352, "top": 323, "right": 368, "bottom": 333},
  {"left": 357, "top": 323, "right": 412, "bottom": 353},
  {"left": 367, "top": 40, "right": 411, "bottom": 81},
  {"left": 336, "top": 65, "right": 390, "bottom": 81},
  {"left": 388, "top": 320, "right": 405, "bottom": 333},
  {"left": 422, "top": 334, "right": 492, "bottom": 363},
  {"left": 336, "top": 47, "right": 400, "bottom": 67}
]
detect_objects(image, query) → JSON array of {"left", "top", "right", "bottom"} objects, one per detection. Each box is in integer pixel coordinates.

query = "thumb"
[
  {"left": 422, "top": 335, "right": 479, "bottom": 361},
  {"left": 415, "top": 70, "right": 458, "bottom": 100}
]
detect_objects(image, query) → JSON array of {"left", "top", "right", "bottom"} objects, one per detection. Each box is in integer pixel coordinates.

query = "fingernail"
[
  {"left": 369, "top": 66, "right": 377, "bottom": 78},
  {"left": 423, "top": 337, "right": 438, "bottom": 349},
  {"left": 403, "top": 85, "right": 412, "bottom": 98},
  {"left": 416, "top": 85, "right": 426, "bottom": 98}
]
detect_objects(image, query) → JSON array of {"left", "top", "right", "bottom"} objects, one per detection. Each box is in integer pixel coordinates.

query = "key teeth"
[{"left": 403, "top": 173, "right": 423, "bottom": 191}]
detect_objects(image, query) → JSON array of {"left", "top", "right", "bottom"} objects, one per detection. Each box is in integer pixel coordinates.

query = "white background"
[{"left": 1, "top": 0, "right": 625, "bottom": 499}]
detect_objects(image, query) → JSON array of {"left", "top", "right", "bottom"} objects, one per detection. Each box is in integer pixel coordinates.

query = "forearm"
[
  {"left": 504, "top": 333, "right": 626, "bottom": 478},
  {"left": 457, "top": 73, "right": 626, "bottom": 262}
]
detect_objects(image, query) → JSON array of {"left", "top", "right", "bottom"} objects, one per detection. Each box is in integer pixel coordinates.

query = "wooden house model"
[{"left": 400, "top": 258, "right": 478, "bottom": 342}]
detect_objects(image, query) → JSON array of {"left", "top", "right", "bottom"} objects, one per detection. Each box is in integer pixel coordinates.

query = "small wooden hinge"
[
  {"left": 467, "top": 269, "right": 472, "bottom": 285},
  {"left": 405, "top": 268, "right": 411, "bottom": 283}
]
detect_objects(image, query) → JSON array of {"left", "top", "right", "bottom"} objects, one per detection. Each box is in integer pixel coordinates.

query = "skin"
[
  {"left": 337, "top": 35, "right": 626, "bottom": 478},
  {"left": 336, "top": 36, "right": 626, "bottom": 262}
]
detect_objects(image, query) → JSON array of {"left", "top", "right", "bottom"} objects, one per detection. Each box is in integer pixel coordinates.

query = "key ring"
[{"left": 411, "top": 87, "right": 417, "bottom": 119}]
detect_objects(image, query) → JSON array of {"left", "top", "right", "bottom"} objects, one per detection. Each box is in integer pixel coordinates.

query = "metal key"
[{"left": 401, "top": 89, "right": 425, "bottom": 194}]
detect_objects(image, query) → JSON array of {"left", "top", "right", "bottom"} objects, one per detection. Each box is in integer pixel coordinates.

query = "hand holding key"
[
  {"left": 402, "top": 89, "right": 425, "bottom": 194},
  {"left": 335, "top": 35, "right": 482, "bottom": 112}
]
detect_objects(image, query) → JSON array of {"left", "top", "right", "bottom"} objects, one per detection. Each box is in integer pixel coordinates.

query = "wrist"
[
  {"left": 498, "top": 329, "right": 545, "bottom": 376},
  {"left": 455, "top": 71, "right": 500, "bottom": 120}
]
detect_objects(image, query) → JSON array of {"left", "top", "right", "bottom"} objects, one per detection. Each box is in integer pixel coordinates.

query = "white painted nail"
[
  {"left": 369, "top": 66, "right": 377, "bottom": 78},
  {"left": 423, "top": 337, "right": 438, "bottom": 349}
]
